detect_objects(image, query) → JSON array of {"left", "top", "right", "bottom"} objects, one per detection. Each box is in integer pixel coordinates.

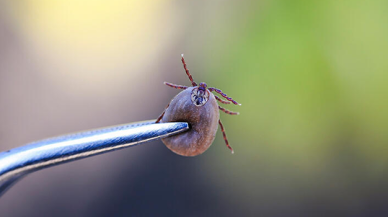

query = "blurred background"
[{"left": 0, "top": 0, "right": 387, "bottom": 216}]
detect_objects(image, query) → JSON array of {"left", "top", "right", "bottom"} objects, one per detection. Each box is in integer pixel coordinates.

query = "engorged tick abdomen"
[{"left": 161, "top": 87, "right": 220, "bottom": 156}]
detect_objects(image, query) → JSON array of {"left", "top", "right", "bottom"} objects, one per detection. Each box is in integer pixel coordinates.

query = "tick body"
[
  {"left": 161, "top": 87, "right": 219, "bottom": 156},
  {"left": 157, "top": 54, "right": 240, "bottom": 156}
]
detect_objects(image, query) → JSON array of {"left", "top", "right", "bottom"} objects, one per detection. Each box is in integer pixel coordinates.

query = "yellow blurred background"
[{"left": 0, "top": 0, "right": 387, "bottom": 216}]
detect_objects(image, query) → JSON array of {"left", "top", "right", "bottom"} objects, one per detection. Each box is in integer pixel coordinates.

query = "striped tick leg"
[
  {"left": 181, "top": 54, "right": 198, "bottom": 87},
  {"left": 164, "top": 82, "right": 188, "bottom": 90},
  {"left": 215, "top": 95, "right": 231, "bottom": 104},
  {"left": 208, "top": 87, "right": 241, "bottom": 105},
  {"left": 218, "top": 105, "right": 239, "bottom": 115},
  {"left": 218, "top": 119, "right": 234, "bottom": 154},
  {"left": 156, "top": 103, "right": 170, "bottom": 123}
]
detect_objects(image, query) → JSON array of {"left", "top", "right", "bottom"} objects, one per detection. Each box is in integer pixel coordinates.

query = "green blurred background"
[{"left": 0, "top": 0, "right": 387, "bottom": 216}]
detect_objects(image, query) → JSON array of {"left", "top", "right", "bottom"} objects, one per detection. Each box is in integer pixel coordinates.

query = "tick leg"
[
  {"left": 208, "top": 87, "right": 241, "bottom": 105},
  {"left": 218, "top": 105, "right": 239, "bottom": 115},
  {"left": 156, "top": 103, "right": 170, "bottom": 123},
  {"left": 215, "top": 95, "right": 231, "bottom": 104},
  {"left": 181, "top": 54, "right": 198, "bottom": 87},
  {"left": 164, "top": 82, "right": 188, "bottom": 90},
  {"left": 218, "top": 119, "right": 234, "bottom": 154}
]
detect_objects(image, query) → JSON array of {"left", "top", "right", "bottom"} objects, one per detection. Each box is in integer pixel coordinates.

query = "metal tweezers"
[{"left": 0, "top": 120, "right": 189, "bottom": 196}]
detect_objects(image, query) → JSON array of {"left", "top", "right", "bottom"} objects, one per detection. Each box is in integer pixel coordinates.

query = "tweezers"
[{"left": 0, "top": 120, "right": 189, "bottom": 196}]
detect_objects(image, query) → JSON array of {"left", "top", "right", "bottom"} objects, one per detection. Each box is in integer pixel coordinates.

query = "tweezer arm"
[{"left": 0, "top": 120, "right": 189, "bottom": 196}]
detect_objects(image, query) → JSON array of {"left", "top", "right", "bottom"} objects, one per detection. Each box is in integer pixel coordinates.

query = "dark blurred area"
[{"left": 1, "top": 0, "right": 388, "bottom": 216}]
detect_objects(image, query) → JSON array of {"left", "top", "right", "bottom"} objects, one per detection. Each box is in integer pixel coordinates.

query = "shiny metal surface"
[{"left": 0, "top": 120, "right": 189, "bottom": 196}]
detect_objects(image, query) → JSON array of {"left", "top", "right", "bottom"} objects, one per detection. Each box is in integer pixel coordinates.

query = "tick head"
[
  {"left": 199, "top": 82, "right": 207, "bottom": 90},
  {"left": 191, "top": 84, "right": 209, "bottom": 107}
]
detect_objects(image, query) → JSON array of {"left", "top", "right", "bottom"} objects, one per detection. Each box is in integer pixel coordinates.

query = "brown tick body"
[{"left": 156, "top": 55, "right": 240, "bottom": 156}]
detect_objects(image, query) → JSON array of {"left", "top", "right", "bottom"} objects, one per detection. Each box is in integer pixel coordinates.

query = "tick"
[{"left": 156, "top": 54, "right": 240, "bottom": 156}]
